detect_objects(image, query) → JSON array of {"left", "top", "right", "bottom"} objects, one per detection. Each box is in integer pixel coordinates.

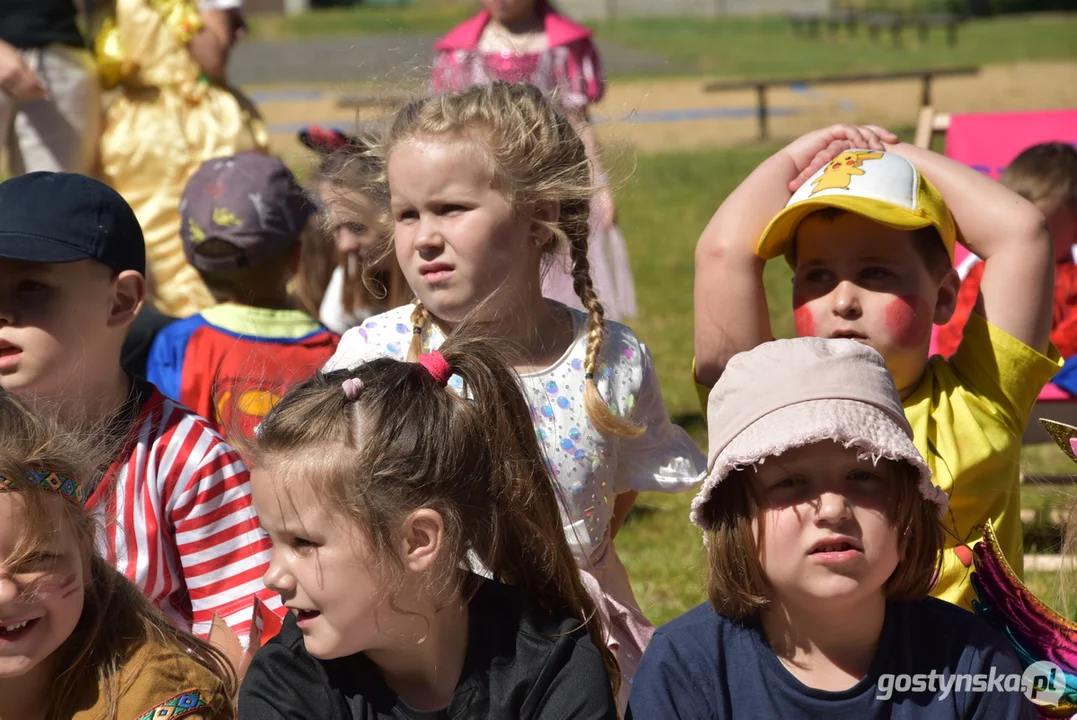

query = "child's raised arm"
[
  {"left": 886, "top": 142, "right": 1053, "bottom": 354},
  {"left": 694, "top": 125, "right": 896, "bottom": 387}
]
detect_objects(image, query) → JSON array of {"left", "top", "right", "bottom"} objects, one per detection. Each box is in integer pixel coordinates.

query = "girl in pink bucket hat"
[{"left": 628, "top": 337, "right": 1038, "bottom": 719}]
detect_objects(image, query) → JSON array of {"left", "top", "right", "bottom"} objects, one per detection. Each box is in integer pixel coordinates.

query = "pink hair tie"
[
  {"left": 342, "top": 377, "right": 364, "bottom": 400},
  {"left": 418, "top": 351, "right": 452, "bottom": 387}
]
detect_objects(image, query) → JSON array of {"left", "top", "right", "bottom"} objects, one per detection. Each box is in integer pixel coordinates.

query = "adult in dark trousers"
[{"left": 0, "top": 0, "right": 100, "bottom": 174}]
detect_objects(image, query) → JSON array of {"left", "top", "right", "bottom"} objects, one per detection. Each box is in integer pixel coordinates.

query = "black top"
[
  {"left": 122, "top": 307, "right": 176, "bottom": 379},
  {"left": 627, "top": 597, "right": 1038, "bottom": 720},
  {"left": 0, "top": 0, "right": 83, "bottom": 49},
  {"left": 240, "top": 578, "right": 617, "bottom": 720}
]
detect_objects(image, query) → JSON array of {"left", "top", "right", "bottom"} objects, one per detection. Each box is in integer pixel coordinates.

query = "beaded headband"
[{"left": 0, "top": 470, "right": 85, "bottom": 505}]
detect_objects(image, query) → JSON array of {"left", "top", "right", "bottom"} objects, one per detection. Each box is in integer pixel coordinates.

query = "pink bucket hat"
[{"left": 690, "top": 337, "right": 948, "bottom": 530}]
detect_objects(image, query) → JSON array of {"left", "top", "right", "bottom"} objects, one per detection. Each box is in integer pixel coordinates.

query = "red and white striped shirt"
[{"left": 87, "top": 382, "right": 283, "bottom": 646}]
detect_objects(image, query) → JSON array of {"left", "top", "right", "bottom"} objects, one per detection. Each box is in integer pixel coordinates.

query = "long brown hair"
[
  {"left": 382, "top": 80, "right": 640, "bottom": 438},
  {"left": 0, "top": 392, "right": 237, "bottom": 719},
  {"left": 310, "top": 140, "right": 411, "bottom": 319},
  {"left": 250, "top": 332, "right": 620, "bottom": 697}
]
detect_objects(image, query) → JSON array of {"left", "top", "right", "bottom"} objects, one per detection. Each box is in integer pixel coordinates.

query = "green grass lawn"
[
  {"left": 248, "top": 7, "right": 1077, "bottom": 80},
  {"left": 611, "top": 138, "right": 1077, "bottom": 626},
  {"left": 595, "top": 12, "right": 1077, "bottom": 78},
  {"left": 610, "top": 141, "right": 807, "bottom": 625}
]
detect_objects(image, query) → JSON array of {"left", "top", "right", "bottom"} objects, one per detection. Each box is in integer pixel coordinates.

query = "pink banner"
[
  {"left": 931, "top": 109, "right": 1077, "bottom": 400},
  {"left": 944, "top": 109, "right": 1077, "bottom": 181}
]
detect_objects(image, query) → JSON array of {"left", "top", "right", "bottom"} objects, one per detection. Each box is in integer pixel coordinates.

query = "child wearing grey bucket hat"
[{"left": 627, "top": 337, "right": 1036, "bottom": 720}]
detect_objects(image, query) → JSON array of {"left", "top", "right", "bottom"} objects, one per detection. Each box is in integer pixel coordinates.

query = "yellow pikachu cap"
[{"left": 756, "top": 149, "right": 957, "bottom": 265}]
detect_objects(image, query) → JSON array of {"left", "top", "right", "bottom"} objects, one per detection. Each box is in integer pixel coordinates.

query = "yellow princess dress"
[{"left": 96, "top": 0, "right": 268, "bottom": 317}]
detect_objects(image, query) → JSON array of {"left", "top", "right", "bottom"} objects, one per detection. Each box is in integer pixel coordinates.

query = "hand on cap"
[
  {"left": 0, "top": 40, "right": 46, "bottom": 102},
  {"left": 784, "top": 124, "right": 898, "bottom": 193}
]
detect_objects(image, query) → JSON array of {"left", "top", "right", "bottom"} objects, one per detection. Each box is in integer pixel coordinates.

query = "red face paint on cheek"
[
  {"left": 793, "top": 294, "right": 816, "bottom": 337},
  {"left": 885, "top": 295, "right": 932, "bottom": 349},
  {"left": 794, "top": 306, "right": 815, "bottom": 337}
]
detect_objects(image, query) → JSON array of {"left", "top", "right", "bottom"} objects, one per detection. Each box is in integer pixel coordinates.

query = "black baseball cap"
[{"left": 0, "top": 172, "right": 146, "bottom": 275}]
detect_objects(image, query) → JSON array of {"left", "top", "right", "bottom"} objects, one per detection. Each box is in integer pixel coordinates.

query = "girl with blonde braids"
[{"left": 324, "top": 80, "right": 704, "bottom": 710}]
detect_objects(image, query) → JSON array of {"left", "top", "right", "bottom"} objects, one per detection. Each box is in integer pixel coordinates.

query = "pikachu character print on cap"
[{"left": 811, "top": 150, "right": 885, "bottom": 194}]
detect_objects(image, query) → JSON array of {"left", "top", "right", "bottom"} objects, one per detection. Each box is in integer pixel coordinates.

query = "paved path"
[{"left": 254, "top": 60, "right": 1077, "bottom": 164}]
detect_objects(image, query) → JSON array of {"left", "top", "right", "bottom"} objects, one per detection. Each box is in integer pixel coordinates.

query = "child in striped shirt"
[
  {"left": 0, "top": 171, "right": 282, "bottom": 648},
  {"left": 0, "top": 390, "right": 235, "bottom": 720}
]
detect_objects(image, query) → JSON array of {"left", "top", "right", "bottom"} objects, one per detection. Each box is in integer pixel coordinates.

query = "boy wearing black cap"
[
  {"left": 0, "top": 171, "right": 282, "bottom": 647},
  {"left": 147, "top": 152, "right": 338, "bottom": 441}
]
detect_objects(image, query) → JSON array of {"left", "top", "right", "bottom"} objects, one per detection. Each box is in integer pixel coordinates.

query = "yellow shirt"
[
  {"left": 694, "top": 313, "right": 1061, "bottom": 611},
  {"left": 905, "top": 311, "right": 1061, "bottom": 610}
]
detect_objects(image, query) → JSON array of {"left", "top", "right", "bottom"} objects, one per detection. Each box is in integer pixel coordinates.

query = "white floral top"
[{"left": 324, "top": 303, "right": 705, "bottom": 562}]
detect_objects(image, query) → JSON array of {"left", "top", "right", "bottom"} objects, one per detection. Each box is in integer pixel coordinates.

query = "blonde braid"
[
  {"left": 407, "top": 301, "right": 428, "bottom": 361},
  {"left": 567, "top": 223, "right": 643, "bottom": 439}
]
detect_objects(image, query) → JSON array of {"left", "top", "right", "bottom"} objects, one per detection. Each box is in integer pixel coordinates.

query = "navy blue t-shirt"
[{"left": 627, "top": 597, "right": 1038, "bottom": 719}]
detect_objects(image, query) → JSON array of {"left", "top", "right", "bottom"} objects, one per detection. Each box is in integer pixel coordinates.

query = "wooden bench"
[
  {"left": 789, "top": 11, "right": 964, "bottom": 47},
  {"left": 703, "top": 66, "right": 979, "bottom": 141}
]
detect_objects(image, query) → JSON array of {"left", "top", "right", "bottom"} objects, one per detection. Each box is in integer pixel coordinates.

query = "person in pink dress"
[{"left": 431, "top": 0, "right": 637, "bottom": 322}]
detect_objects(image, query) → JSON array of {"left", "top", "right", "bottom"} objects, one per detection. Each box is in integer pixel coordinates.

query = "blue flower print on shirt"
[
  {"left": 395, "top": 323, "right": 409, "bottom": 334},
  {"left": 546, "top": 381, "right": 559, "bottom": 394}
]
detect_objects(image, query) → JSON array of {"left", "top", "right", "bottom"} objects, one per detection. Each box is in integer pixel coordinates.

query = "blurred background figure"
[
  {"left": 0, "top": 0, "right": 100, "bottom": 174},
  {"left": 431, "top": 0, "right": 637, "bottom": 321},
  {"left": 95, "top": 0, "right": 268, "bottom": 318},
  {"left": 299, "top": 125, "right": 411, "bottom": 333}
]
